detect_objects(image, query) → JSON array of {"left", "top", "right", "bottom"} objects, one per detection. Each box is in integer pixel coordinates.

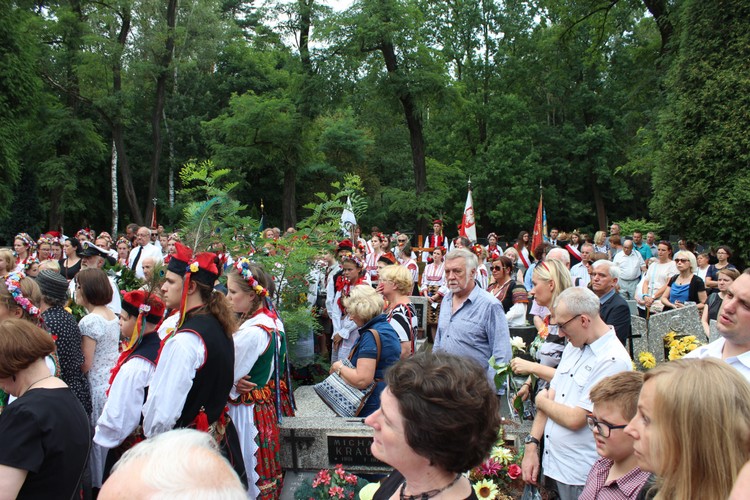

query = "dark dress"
[
  {"left": 0, "top": 388, "right": 90, "bottom": 500},
  {"left": 59, "top": 258, "right": 81, "bottom": 280},
  {"left": 373, "top": 470, "right": 478, "bottom": 500},
  {"left": 41, "top": 306, "right": 92, "bottom": 415}
]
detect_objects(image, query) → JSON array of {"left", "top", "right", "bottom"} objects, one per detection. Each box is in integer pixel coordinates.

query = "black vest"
[
  {"left": 125, "top": 331, "right": 161, "bottom": 366},
  {"left": 175, "top": 313, "right": 234, "bottom": 427}
]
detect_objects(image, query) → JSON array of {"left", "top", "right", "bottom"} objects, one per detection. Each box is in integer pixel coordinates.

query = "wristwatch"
[{"left": 524, "top": 435, "right": 540, "bottom": 446}]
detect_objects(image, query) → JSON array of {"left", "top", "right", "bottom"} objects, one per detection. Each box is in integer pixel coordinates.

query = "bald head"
[
  {"left": 136, "top": 227, "right": 151, "bottom": 247},
  {"left": 547, "top": 247, "right": 570, "bottom": 269}
]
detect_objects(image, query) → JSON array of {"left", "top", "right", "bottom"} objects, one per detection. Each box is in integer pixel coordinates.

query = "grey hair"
[
  {"left": 546, "top": 248, "right": 570, "bottom": 267},
  {"left": 554, "top": 286, "right": 600, "bottom": 317},
  {"left": 593, "top": 259, "right": 620, "bottom": 280},
  {"left": 445, "top": 248, "right": 478, "bottom": 273},
  {"left": 111, "top": 429, "right": 246, "bottom": 499}
]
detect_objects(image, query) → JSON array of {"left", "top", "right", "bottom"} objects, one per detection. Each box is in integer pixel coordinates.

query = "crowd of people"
[{"left": 0, "top": 218, "right": 749, "bottom": 499}]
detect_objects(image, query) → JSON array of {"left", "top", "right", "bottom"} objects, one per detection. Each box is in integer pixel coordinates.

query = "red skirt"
[{"left": 253, "top": 387, "right": 282, "bottom": 500}]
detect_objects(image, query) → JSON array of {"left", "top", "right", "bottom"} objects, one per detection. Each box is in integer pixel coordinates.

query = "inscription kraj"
[{"left": 327, "top": 436, "right": 385, "bottom": 466}]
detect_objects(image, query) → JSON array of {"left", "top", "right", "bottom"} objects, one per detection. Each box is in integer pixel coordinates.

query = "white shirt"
[
  {"left": 142, "top": 332, "right": 205, "bottom": 437},
  {"left": 685, "top": 337, "right": 750, "bottom": 382},
  {"left": 543, "top": 328, "right": 632, "bottom": 485},
  {"left": 231, "top": 315, "right": 282, "bottom": 399},
  {"left": 570, "top": 262, "right": 591, "bottom": 288},
  {"left": 94, "top": 357, "right": 155, "bottom": 448},
  {"left": 613, "top": 251, "right": 645, "bottom": 281},
  {"left": 645, "top": 261, "right": 677, "bottom": 296},
  {"left": 128, "top": 243, "right": 164, "bottom": 279}
]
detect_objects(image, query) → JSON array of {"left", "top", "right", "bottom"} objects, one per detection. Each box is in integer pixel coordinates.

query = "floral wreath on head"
[
  {"left": 340, "top": 254, "right": 365, "bottom": 269},
  {"left": 97, "top": 231, "right": 113, "bottom": 245},
  {"left": 4, "top": 272, "right": 40, "bottom": 318},
  {"left": 167, "top": 232, "right": 181, "bottom": 242},
  {"left": 233, "top": 257, "right": 269, "bottom": 297},
  {"left": 116, "top": 236, "right": 132, "bottom": 249},
  {"left": 37, "top": 235, "right": 55, "bottom": 247},
  {"left": 15, "top": 233, "right": 36, "bottom": 250},
  {"left": 76, "top": 228, "right": 96, "bottom": 241}
]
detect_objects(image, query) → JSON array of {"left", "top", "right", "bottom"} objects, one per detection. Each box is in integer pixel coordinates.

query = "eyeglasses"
[
  {"left": 556, "top": 314, "right": 581, "bottom": 332},
  {"left": 397, "top": 239, "right": 407, "bottom": 243},
  {"left": 587, "top": 415, "right": 627, "bottom": 438},
  {"left": 491, "top": 265, "right": 507, "bottom": 271},
  {"left": 674, "top": 258, "right": 689, "bottom": 263}
]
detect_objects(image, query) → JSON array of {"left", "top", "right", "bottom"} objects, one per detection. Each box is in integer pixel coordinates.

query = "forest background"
[{"left": 1, "top": 0, "right": 748, "bottom": 260}]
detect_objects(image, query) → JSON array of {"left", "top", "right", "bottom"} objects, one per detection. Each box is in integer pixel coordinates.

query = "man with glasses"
[
  {"left": 579, "top": 371, "right": 650, "bottom": 499},
  {"left": 521, "top": 287, "right": 632, "bottom": 500}
]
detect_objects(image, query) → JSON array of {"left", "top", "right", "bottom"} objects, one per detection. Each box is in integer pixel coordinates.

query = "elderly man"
[
  {"left": 522, "top": 287, "right": 632, "bottom": 500},
  {"left": 69, "top": 242, "right": 121, "bottom": 315},
  {"left": 591, "top": 260, "right": 632, "bottom": 347},
  {"left": 686, "top": 270, "right": 750, "bottom": 381},
  {"left": 612, "top": 240, "right": 645, "bottom": 299},
  {"left": 129, "top": 227, "right": 163, "bottom": 279},
  {"left": 433, "top": 248, "right": 511, "bottom": 387},
  {"left": 570, "top": 243, "right": 594, "bottom": 288}
]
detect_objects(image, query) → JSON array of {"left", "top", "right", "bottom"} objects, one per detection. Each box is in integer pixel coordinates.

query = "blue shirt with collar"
[{"left": 434, "top": 284, "right": 512, "bottom": 389}]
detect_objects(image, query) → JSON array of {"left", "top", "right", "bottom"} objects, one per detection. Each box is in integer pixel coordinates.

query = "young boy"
[{"left": 579, "top": 371, "right": 651, "bottom": 499}]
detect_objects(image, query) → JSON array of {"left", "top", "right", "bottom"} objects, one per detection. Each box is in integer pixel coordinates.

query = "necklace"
[
  {"left": 399, "top": 473, "right": 462, "bottom": 500},
  {"left": 25, "top": 375, "right": 53, "bottom": 395}
]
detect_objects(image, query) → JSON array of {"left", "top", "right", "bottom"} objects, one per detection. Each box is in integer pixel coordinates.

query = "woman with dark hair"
[
  {"left": 566, "top": 231, "right": 583, "bottom": 266},
  {"left": 331, "top": 255, "right": 369, "bottom": 362},
  {"left": 60, "top": 237, "right": 83, "bottom": 281},
  {"left": 365, "top": 232, "right": 385, "bottom": 286},
  {"left": 226, "top": 258, "right": 291, "bottom": 499},
  {"left": 75, "top": 268, "right": 119, "bottom": 489},
  {"left": 0, "top": 319, "right": 90, "bottom": 499},
  {"left": 514, "top": 231, "right": 532, "bottom": 270},
  {"left": 702, "top": 268, "right": 741, "bottom": 336},
  {"left": 641, "top": 241, "right": 678, "bottom": 315},
  {"left": 705, "top": 245, "right": 737, "bottom": 294},
  {"left": 487, "top": 256, "right": 528, "bottom": 327},
  {"left": 366, "top": 352, "right": 501, "bottom": 500}
]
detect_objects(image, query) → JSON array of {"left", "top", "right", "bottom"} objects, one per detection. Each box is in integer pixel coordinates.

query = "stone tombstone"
[
  {"left": 409, "top": 295, "right": 429, "bottom": 330},
  {"left": 645, "top": 305, "right": 704, "bottom": 363},
  {"left": 630, "top": 315, "right": 649, "bottom": 359}
]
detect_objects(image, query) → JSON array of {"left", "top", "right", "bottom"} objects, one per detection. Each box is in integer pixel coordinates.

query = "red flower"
[
  {"left": 508, "top": 464, "right": 522, "bottom": 480},
  {"left": 329, "top": 486, "right": 345, "bottom": 498}
]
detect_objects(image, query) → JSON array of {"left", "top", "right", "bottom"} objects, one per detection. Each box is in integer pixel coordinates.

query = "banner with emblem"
[{"left": 459, "top": 186, "right": 477, "bottom": 243}]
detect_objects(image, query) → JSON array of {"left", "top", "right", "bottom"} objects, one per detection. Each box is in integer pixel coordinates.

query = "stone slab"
[{"left": 645, "top": 305, "right": 704, "bottom": 362}]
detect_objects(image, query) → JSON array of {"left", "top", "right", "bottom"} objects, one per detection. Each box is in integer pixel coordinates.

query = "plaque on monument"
[
  {"left": 327, "top": 436, "right": 385, "bottom": 467},
  {"left": 645, "top": 305, "right": 704, "bottom": 363},
  {"left": 409, "top": 296, "right": 428, "bottom": 330}
]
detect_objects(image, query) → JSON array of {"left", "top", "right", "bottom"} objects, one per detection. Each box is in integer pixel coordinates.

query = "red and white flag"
[
  {"left": 531, "top": 193, "right": 545, "bottom": 252},
  {"left": 459, "top": 187, "right": 477, "bottom": 243}
]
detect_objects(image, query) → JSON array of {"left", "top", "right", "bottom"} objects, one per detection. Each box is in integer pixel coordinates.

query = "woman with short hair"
[
  {"left": 329, "top": 285, "right": 401, "bottom": 417},
  {"left": 378, "top": 265, "right": 418, "bottom": 358},
  {"left": 75, "top": 268, "right": 119, "bottom": 489},
  {"left": 660, "top": 250, "right": 707, "bottom": 312},
  {"left": 0, "top": 319, "right": 90, "bottom": 499},
  {"left": 625, "top": 358, "right": 750, "bottom": 500},
  {"left": 367, "top": 352, "right": 501, "bottom": 499}
]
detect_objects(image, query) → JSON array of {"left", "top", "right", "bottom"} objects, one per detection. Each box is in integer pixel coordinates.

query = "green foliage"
[
  {"left": 613, "top": 218, "right": 663, "bottom": 239},
  {"left": 650, "top": 0, "right": 750, "bottom": 262}
]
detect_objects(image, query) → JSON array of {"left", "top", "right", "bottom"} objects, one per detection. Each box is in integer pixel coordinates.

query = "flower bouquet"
[
  {"left": 294, "top": 464, "right": 369, "bottom": 500},
  {"left": 469, "top": 430, "right": 525, "bottom": 499}
]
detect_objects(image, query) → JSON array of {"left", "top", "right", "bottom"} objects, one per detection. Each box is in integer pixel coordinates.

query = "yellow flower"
[
  {"left": 490, "top": 446, "right": 514, "bottom": 464},
  {"left": 473, "top": 479, "right": 498, "bottom": 499},
  {"left": 189, "top": 262, "right": 199, "bottom": 273},
  {"left": 358, "top": 482, "right": 380, "bottom": 500},
  {"left": 638, "top": 352, "right": 656, "bottom": 369},
  {"left": 687, "top": 343, "right": 698, "bottom": 351}
]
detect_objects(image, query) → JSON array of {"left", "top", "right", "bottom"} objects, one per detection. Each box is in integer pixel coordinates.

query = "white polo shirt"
[
  {"left": 685, "top": 337, "right": 750, "bottom": 382},
  {"left": 542, "top": 328, "right": 632, "bottom": 486}
]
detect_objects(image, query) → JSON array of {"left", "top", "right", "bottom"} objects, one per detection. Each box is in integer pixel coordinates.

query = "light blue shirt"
[
  {"left": 524, "top": 262, "right": 538, "bottom": 291},
  {"left": 434, "top": 284, "right": 512, "bottom": 389}
]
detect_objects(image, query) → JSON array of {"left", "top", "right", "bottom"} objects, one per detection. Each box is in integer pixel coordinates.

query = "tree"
[{"left": 651, "top": 0, "right": 750, "bottom": 262}]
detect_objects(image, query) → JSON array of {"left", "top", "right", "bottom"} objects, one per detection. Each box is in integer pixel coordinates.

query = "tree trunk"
[
  {"left": 591, "top": 177, "right": 607, "bottom": 230},
  {"left": 145, "top": 0, "right": 178, "bottom": 224},
  {"left": 111, "top": 140, "right": 118, "bottom": 235},
  {"left": 641, "top": 0, "right": 674, "bottom": 53},
  {"left": 379, "top": 41, "right": 428, "bottom": 237},
  {"left": 282, "top": 167, "right": 297, "bottom": 229}
]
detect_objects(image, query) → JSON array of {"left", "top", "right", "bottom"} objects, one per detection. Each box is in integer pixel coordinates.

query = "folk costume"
[
  {"left": 330, "top": 255, "right": 369, "bottom": 363},
  {"left": 420, "top": 251, "right": 446, "bottom": 326},
  {"left": 94, "top": 290, "right": 166, "bottom": 483},
  {"left": 422, "top": 219, "right": 449, "bottom": 262},
  {"left": 486, "top": 233, "right": 502, "bottom": 261},
  {"left": 228, "top": 258, "right": 293, "bottom": 499},
  {"left": 142, "top": 250, "right": 247, "bottom": 487}
]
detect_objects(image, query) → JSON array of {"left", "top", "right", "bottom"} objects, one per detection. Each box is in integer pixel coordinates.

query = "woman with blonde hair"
[
  {"left": 625, "top": 358, "right": 750, "bottom": 500},
  {"left": 593, "top": 230, "right": 609, "bottom": 258},
  {"left": 329, "top": 285, "right": 401, "bottom": 417},
  {"left": 378, "top": 265, "right": 418, "bottom": 358},
  {"left": 660, "top": 250, "right": 706, "bottom": 312},
  {"left": 0, "top": 248, "right": 15, "bottom": 277},
  {"left": 512, "top": 259, "right": 573, "bottom": 399}
]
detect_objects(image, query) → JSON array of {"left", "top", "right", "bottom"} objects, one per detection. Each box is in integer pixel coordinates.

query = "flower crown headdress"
[
  {"left": 234, "top": 257, "right": 268, "bottom": 297},
  {"left": 4, "top": 272, "right": 40, "bottom": 318},
  {"left": 37, "top": 235, "right": 55, "bottom": 247},
  {"left": 340, "top": 254, "right": 365, "bottom": 269},
  {"left": 15, "top": 233, "right": 36, "bottom": 250},
  {"left": 116, "top": 237, "right": 132, "bottom": 249}
]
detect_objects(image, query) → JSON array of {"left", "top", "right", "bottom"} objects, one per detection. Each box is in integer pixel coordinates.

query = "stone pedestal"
[{"left": 280, "top": 386, "right": 391, "bottom": 474}]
